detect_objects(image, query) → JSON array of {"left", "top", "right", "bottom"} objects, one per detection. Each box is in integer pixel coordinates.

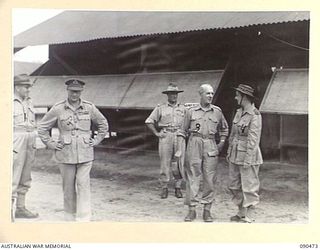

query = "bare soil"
[{"left": 18, "top": 148, "right": 308, "bottom": 223}]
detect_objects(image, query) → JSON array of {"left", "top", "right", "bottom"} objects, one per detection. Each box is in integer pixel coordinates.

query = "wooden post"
[{"left": 279, "top": 115, "right": 283, "bottom": 163}]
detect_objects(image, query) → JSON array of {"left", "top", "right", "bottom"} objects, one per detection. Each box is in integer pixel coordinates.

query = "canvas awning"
[
  {"left": 29, "top": 70, "right": 224, "bottom": 109},
  {"left": 260, "top": 68, "right": 308, "bottom": 114}
]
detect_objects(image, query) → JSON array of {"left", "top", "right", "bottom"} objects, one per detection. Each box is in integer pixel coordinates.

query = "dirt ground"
[{"left": 17, "top": 148, "right": 308, "bottom": 223}]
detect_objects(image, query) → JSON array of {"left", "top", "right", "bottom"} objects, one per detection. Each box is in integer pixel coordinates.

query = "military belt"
[
  {"left": 233, "top": 136, "right": 247, "bottom": 141},
  {"left": 190, "top": 133, "right": 215, "bottom": 139},
  {"left": 14, "top": 127, "right": 36, "bottom": 133},
  {"left": 162, "top": 127, "right": 179, "bottom": 132},
  {"left": 61, "top": 130, "right": 91, "bottom": 136}
]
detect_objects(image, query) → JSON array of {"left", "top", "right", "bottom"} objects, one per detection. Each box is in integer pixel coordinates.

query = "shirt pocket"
[
  {"left": 208, "top": 116, "right": 218, "bottom": 134},
  {"left": 83, "top": 136, "right": 91, "bottom": 144},
  {"left": 236, "top": 140, "right": 247, "bottom": 162},
  {"left": 81, "top": 135, "right": 93, "bottom": 149},
  {"left": 189, "top": 117, "right": 199, "bottom": 132},
  {"left": 77, "top": 114, "right": 91, "bottom": 129},
  {"left": 13, "top": 113, "right": 25, "bottom": 125},
  {"left": 59, "top": 114, "right": 73, "bottom": 129},
  {"left": 237, "top": 121, "right": 250, "bottom": 136},
  {"left": 190, "top": 113, "right": 202, "bottom": 132},
  {"left": 28, "top": 106, "right": 36, "bottom": 124},
  {"left": 175, "top": 109, "right": 185, "bottom": 126},
  {"left": 160, "top": 110, "right": 172, "bottom": 125},
  {"left": 62, "top": 135, "right": 72, "bottom": 145}
]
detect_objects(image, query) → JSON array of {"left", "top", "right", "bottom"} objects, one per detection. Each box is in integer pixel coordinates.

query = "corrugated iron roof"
[
  {"left": 260, "top": 68, "right": 308, "bottom": 114},
  {"left": 14, "top": 11, "right": 309, "bottom": 48},
  {"left": 29, "top": 70, "right": 224, "bottom": 109}
]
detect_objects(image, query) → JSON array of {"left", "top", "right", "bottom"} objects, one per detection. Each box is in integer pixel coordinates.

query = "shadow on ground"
[{"left": 21, "top": 148, "right": 308, "bottom": 223}]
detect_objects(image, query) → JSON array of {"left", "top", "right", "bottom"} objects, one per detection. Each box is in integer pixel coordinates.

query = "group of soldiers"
[
  {"left": 145, "top": 83, "right": 263, "bottom": 223},
  {"left": 13, "top": 74, "right": 109, "bottom": 222},
  {"left": 12, "top": 73, "right": 263, "bottom": 223}
]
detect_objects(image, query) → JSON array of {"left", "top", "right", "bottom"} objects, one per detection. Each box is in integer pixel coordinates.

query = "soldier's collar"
[
  {"left": 196, "top": 104, "right": 214, "bottom": 112},
  {"left": 242, "top": 103, "right": 255, "bottom": 115},
  {"left": 65, "top": 99, "right": 84, "bottom": 110},
  {"left": 13, "top": 93, "right": 23, "bottom": 102},
  {"left": 167, "top": 102, "right": 179, "bottom": 107},
  {"left": 13, "top": 93, "right": 30, "bottom": 103}
]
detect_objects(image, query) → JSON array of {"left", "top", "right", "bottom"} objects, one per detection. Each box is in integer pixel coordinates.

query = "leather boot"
[
  {"left": 15, "top": 207, "right": 39, "bottom": 219},
  {"left": 160, "top": 188, "right": 168, "bottom": 199},
  {"left": 230, "top": 214, "right": 242, "bottom": 222},
  {"left": 175, "top": 188, "right": 183, "bottom": 198},
  {"left": 230, "top": 206, "right": 252, "bottom": 223},
  {"left": 239, "top": 207, "right": 253, "bottom": 223},
  {"left": 203, "top": 209, "right": 213, "bottom": 222},
  {"left": 184, "top": 207, "right": 196, "bottom": 222},
  {"left": 230, "top": 205, "right": 245, "bottom": 222}
]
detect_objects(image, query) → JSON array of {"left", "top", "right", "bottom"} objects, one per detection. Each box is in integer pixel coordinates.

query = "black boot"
[
  {"left": 15, "top": 207, "right": 39, "bottom": 219},
  {"left": 230, "top": 206, "right": 252, "bottom": 223},
  {"left": 175, "top": 188, "right": 183, "bottom": 198},
  {"left": 160, "top": 188, "right": 168, "bottom": 199},
  {"left": 184, "top": 207, "right": 196, "bottom": 222},
  {"left": 203, "top": 209, "right": 213, "bottom": 222}
]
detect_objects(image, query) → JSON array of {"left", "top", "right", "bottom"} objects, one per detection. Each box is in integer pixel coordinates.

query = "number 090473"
[{"left": 300, "top": 244, "right": 318, "bottom": 248}]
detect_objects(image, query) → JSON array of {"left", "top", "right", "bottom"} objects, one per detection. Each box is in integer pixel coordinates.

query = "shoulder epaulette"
[
  {"left": 53, "top": 100, "right": 66, "bottom": 107},
  {"left": 212, "top": 104, "right": 222, "bottom": 112},
  {"left": 254, "top": 108, "right": 261, "bottom": 115},
  {"left": 158, "top": 103, "right": 166, "bottom": 107},
  {"left": 184, "top": 103, "right": 199, "bottom": 110},
  {"left": 82, "top": 99, "right": 93, "bottom": 105},
  {"left": 26, "top": 98, "right": 33, "bottom": 105}
]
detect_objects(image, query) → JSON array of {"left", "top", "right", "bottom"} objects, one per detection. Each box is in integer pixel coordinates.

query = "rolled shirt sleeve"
[
  {"left": 217, "top": 111, "right": 229, "bottom": 138},
  {"left": 91, "top": 104, "right": 109, "bottom": 145},
  {"left": 145, "top": 106, "right": 160, "bottom": 124},
  {"left": 181, "top": 108, "right": 192, "bottom": 137},
  {"left": 37, "top": 106, "right": 58, "bottom": 148}
]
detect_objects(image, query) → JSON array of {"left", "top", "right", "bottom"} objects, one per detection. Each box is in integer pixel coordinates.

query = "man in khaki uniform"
[
  {"left": 12, "top": 74, "right": 39, "bottom": 220},
  {"left": 227, "top": 84, "right": 263, "bottom": 223},
  {"left": 145, "top": 83, "right": 186, "bottom": 199},
  {"left": 183, "top": 84, "right": 229, "bottom": 222},
  {"left": 38, "top": 79, "right": 108, "bottom": 221}
]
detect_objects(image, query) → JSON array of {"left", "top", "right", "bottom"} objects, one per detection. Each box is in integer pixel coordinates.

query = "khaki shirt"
[
  {"left": 38, "top": 99, "right": 108, "bottom": 164},
  {"left": 227, "top": 104, "right": 263, "bottom": 165},
  {"left": 183, "top": 104, "right": 229, "bottom": 139},
  {"left": 145, "top": 102, "right": 187, "bottom": 131},
  {"left": 13, "top": 94, "right": 36, "bottom": 132}
]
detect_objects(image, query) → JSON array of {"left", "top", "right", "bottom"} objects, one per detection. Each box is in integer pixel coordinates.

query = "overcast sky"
[{"left": 13, "top": 9, "right": 64, "bottom": 63}]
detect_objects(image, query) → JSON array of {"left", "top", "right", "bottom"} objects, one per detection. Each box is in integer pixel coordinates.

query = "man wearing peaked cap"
[
  {"left": 145, "top": 83, "right": 187, "bottom": 200},
  {"left": 227, "top": 84, "right": 263, "bottom": 223},
  {"left": 65, "top": 79, "right": 85, "bottom": 91},
  {"left": 38, "top": 78, "right": 109, "bottom": 222},
  {"left": 14, "top": 74, "right": 33, "bottom": 85},
  {"left": 12, "top": 74, "right": 39, "bottom": 220}
]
